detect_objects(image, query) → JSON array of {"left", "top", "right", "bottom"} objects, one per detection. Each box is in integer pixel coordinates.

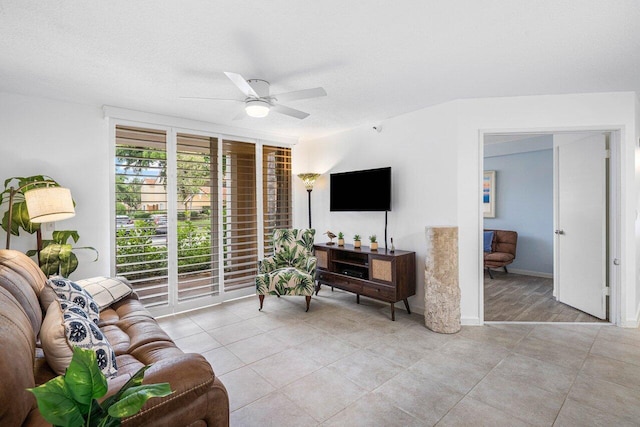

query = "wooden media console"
[{"left": 314, "top": 243, "right": 416, "bottom": 320}]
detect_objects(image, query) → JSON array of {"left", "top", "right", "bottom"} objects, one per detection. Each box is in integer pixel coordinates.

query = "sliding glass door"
[{"left": 113, "top": 124, "right": 291, "bottom": 315}]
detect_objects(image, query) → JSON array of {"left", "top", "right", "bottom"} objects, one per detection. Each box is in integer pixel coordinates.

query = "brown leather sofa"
[
  {"left": 0, "top": 249, "right": 229, "bottom": 426},
  {"left": 484, "top": 229, "right": 518, "bottom": 278}
]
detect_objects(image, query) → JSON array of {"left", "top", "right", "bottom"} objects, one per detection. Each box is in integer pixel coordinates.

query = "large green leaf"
[
  {"left": 53, "top": 230, "right": 80, "bottom": 245},
  {"left": 39, "top": 243, "right": 62, "bottom": 277},
  {"left": 100, "top": 366, "right": 150, "bottom": 410},
  {"left": 58, "top": 245, "right": 77, "bottom": 278},
  {"left": 65, "top": 347, "right": 108, "bottom": 406},
  {"left": 107, "top": 384, "right": 172, "bottom": 419},
  {"left": 27, "top": 376, "right": 85, "bottom": 427}
]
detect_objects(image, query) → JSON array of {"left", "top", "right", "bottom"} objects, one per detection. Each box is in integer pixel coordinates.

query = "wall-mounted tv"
[{"left": 330, "top": 167, "right": 391, "bottom": 211}]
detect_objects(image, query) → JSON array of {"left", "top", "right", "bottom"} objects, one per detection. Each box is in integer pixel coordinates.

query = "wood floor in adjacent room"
[{"left": 484, "top": 271, "right": 607, "bottom": 322}]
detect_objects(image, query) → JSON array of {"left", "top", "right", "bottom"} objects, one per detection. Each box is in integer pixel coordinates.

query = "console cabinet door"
[
  {"left": 369, "top": 256, "right": 395, "bottom": 285},
  {"left": 315, "top": 248, "right": 329, "bottom": 270}
]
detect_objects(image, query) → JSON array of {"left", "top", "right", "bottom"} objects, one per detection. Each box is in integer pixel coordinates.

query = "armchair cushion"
[
  {"left": 256, "top": 229, "right": 316, "bottom": 304},
  {"left": 256, "top": 267, "right": 315, "bottom": 296}
]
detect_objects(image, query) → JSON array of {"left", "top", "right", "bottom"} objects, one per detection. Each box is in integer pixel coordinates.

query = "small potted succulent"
[
  {"left": 337, "top": 232, "right": 345, "bottom": 246},
  {"left": 353, "top": 234, "right": 361, "bottom": 248},
  {"left": 369, "top": 234, "right": 378, "bottom": 250}
]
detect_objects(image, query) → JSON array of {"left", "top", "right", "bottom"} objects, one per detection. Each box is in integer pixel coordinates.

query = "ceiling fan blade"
[
  {"left": 271, "top": 104, "right": 310, "bottom": 120},
  {"left": 179, "top": 96, "right": 242, "bottom": 102},
  {"left": 224, "top": 72, "right": 258, "bottom": 98},
  {"left": 273, "top": 87, "right": 327, "bottom": 103}
]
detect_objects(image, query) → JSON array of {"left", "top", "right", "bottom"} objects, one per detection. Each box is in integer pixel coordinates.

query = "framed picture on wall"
[{"left": 483, "top": 170, "right": 496, "bottom": 218}]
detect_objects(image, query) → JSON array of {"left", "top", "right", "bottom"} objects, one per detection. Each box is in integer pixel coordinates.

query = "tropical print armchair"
[{"left": 256, "top": 228, "right": 316, "bottom": 311}]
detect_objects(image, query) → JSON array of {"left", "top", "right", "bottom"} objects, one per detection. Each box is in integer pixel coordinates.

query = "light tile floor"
[{"left": 156, "top": 289, "right": 640, "bottom": 426}]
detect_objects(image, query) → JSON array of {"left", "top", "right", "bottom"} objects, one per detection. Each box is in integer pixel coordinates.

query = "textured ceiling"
[{"left": 1, "top": 1, "right": 639, "bottom": 141}]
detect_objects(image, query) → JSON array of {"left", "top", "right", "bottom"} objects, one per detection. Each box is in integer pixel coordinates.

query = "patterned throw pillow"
[
  {"left": 59, "top": 299, "right": 99, "bottom": 325},
  {"left": 47, "top": 277, "right": 100, "bottom": 321},
  {"left": 40, "top": 299, "right": 117, "bottom": 378},
  {"left": 74, "top": 276, "right": 133, "bottom": 310}
]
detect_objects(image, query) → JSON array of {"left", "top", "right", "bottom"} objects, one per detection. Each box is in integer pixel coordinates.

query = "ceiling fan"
[{"left": 181, "top": 72, "right": 327, "bottom": 120}]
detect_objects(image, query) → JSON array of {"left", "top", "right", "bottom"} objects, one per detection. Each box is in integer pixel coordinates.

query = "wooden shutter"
[
  {"left": 176, "top": 133, "right": 219, "bottom": 302},
  {"left": 114, "top": 125, "right": 169, "bottom": 308},
  {"left": 222, "top": 140, "right": 258, "bottom": 290},
  {"left": 262, "top": 145, "right": 292, "bottom": 255}
]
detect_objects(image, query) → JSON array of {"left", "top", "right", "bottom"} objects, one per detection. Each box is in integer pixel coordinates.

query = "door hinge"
[
  {"left": 603, "top": 287, "right": 610, "bottom": 296},
  {"left": 605, "top": 149, "right": 611, "bottom": 159}
]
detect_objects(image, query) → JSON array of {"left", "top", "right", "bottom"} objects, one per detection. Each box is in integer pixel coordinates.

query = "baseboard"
[
  {"left": 621, "top": 303, "right": 640, "bottom": 328},
  {"left": 461, "top": 317, "right": 481, "bottom": 325},
  {"left": 507, "top": 268, "right": 553, "bottom": 279}
]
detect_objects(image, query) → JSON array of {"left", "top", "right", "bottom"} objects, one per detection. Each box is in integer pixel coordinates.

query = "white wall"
[
  {"left": 0, "top": 91, "right": 110, "bottom": 279},
  {"left": 297, "top": 91, "right": 640, "bottom": 326},
  {"left": 293, "top": 102, "right": 459, "bottom": 315},
  {"left": 457, "top": 93, "right": 638, "bottom": 326},
  {"left": 484, "top": 148, "right": 554, "bottom": 276}
]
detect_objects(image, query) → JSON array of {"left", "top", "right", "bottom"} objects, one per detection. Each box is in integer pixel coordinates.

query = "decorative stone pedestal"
[{"left": 424, "top": 226, "right": 460, "bottom": 334}]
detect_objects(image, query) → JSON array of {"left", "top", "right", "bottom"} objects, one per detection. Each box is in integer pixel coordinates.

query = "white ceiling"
[{"left": 1, "top": 1, "right": 640, "bottom": 141}]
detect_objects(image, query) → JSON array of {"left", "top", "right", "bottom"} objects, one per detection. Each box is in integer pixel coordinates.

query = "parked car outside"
[
  {"left": 116, "top": 215, "right": 134, "bottom": 230},
  {"left": 155, "top": 217, "right": 167, "bottom": 235}
]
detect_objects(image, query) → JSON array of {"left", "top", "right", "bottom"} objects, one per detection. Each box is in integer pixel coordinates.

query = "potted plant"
[
  {"left": 28, "top": 346, "right": 171, "bottom": 427},
  {"left": 27, "top": 230, "right": 98, "bottom": 278},
  {"left": 353, "top": 234, "right": 361, "bottom": 248},
  {"left": 1, "top": 175, "right": 97, "bottom": 277},
  {"left": 337, "top": 232, "right": 345, "bottom": 246},
  {"left": 369, "top": 234, "right": 378, "bottom": 250}
]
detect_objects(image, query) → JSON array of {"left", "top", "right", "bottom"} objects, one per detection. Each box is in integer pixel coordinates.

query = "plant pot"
[
  {"left": 370, "top": 242, "right": 378, "bottom": 251},
  {"left": 354, "top": 240, "right": 361, "bottom": 248},
  {"left": 338, "top": 238, "right": 345, "bottom": 246}
]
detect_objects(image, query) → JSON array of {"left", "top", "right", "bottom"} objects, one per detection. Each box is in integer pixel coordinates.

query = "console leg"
[
  {"left": 331, "top": 286, "right": 334, "bottom": 292},
  {"left": 403, "top": 299, "right": 411, "bottom": 314},
  {"left": 305, "top": 296, "right": 311, "bottom": 312},
  {"left": 356, "top": 294, "right": 360, "bottom": 304},
  {"left": 258, "top": 295, "right": 264, "bottom": 311},
  {"left": 390, "top": 303, "right": 395, "bottom": 321}
]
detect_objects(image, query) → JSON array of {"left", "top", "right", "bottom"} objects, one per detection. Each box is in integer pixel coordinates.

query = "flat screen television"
[{"left": 330, "top": 167, "right": 391, "bottom": 211}]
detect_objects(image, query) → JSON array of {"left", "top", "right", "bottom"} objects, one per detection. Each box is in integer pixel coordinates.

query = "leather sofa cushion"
[
  {"left": 0, "top": 287, "right": 36, "bottom": 425},
  {"left": 0, "top": 250, "right": 48, "bottom": 336}
]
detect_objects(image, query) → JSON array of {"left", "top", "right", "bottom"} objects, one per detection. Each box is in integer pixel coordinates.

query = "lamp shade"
[
  {"left": 297, "top": 173, "right": 321, "bottom": 191},
  {"left": 25, "top": 187, "right": 76, "bottom": 223}
]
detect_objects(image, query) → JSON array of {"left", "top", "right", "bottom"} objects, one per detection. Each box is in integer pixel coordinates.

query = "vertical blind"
[{"left": 262, "top": 145, "right": 292, "bottom": 255}]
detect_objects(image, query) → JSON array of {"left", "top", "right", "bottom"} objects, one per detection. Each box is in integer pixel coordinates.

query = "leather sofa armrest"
[{"left": 119, "top": 353, "right": 229, "bottom": 426}]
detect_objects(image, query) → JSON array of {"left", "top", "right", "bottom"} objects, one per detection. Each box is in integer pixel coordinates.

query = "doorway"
[{"left": 481, "top": 131, "right": 616, "bottom": 323}]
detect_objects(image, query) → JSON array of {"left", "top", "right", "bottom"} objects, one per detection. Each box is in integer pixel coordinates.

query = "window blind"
[
  {"left": 262, "top": 145, "right": 292, "bottom": 255},
  {"left": 222, "top": 140, "right": 258, "bottom": 291},
  {"left": 176, "top": 133, "right": 219, "bottom": 302},
  {"left": 114, "top": 125, "right": 169, "bottom": 308}
]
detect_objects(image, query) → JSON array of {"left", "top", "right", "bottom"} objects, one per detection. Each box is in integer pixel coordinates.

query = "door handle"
[{"left": 554, "top": 229, "right": 564, "bottom": 235}]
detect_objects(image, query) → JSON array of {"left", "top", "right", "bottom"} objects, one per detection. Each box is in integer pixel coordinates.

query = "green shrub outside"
[{"left": 116, "top": 221, "right": 213, "bottom": 280}]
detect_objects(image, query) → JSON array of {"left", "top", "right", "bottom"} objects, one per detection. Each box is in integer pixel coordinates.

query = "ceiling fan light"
[{"left": 245, "top": 100, "right": 270, "bottom": 118}]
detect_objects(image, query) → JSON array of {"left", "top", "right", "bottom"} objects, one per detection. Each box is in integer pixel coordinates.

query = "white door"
[{"left": 555, "top": 133, "right": 607, "bottom": 319}]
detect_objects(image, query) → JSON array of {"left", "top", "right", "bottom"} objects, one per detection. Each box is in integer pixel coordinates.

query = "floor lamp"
[
  {"left": 297, "top": 173, "right": 320, "bottom": 229},
  {"left": 5, "top": 182, "right": 75, "bottom": 258}
]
